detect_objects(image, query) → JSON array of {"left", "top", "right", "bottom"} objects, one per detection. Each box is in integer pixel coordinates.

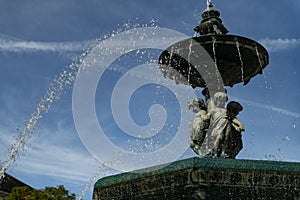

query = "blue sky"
[{"left": 0, "top": 0, "right": 300, "bottom": 199}]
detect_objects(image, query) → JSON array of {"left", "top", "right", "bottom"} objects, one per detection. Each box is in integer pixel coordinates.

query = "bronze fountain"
[
  {"left": 158, "top": 1, "right": 269, "bottom": 158},
  {"left": 93, "top": 2, "right": 300, "bottom": 200},
  {"left": 158, "top": 1, "right": 269, "bottom": 88}
]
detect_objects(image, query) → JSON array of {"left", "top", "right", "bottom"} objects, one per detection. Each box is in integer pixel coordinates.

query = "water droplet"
[
  {"left": 293, "top": 122, "right": 296, "bottom": 130},
  {"left": 282, "top": 134, "right": 290, "bottom": 141}
]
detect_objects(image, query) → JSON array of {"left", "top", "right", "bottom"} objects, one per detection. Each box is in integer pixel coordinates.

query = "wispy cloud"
[
  {"left": 229, "top": 95, "right": 300, "bottom": 118},
  {"left": 1, "top": 33, "right": 299, "bottom": 54},
  {"left": 17, "top": 144, "right": 99, "bottom": 184},
  {"left": 259, "top": 38, "right": 300, "bottom": 52},
  {"left": 0, "top": 33, "right": 90, "bottom": 53},
  {"left": 12, "top": 134, "right": 117, "bottom": 199},
  {"left": 0, "top": 117, "right": 109, "bottom": 197}
]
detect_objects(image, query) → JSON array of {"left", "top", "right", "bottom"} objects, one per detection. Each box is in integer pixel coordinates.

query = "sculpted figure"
[
  {"left": 188, "top": 98, "right": 210, "bottom": 155},
  {"left": 201, "top": 88, "right": 215, "bottom": 113},
  {"left": 226, "top": 101, "right": 245, "bottom": 158},
  {"left": 205, "top": 92, "right": 230, "bottom": 157},
  {"left": 188, "top": 89, "right": 245, "bottom": 159},
  {"left": 201, "top": 88, "right": 228, "bottom": 113}
]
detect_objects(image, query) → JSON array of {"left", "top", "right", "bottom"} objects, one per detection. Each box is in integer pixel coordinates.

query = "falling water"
[
  {"left": 255, "top": 45, "right": 272, "bottom": 91},
  {"left": 213, "top": 24, "right": 222, "bottom": 34},
  {"left": 0, "top": 32, "right": 130, "bottom": 194},
  {"left": 293, "top": 119, "right": 297, "bottom": 132},
  {"left": 167, "top": 46, "right": 177, "bottom": 83},
  {"left": 0, "top": 22, "right": 165, "bottom": 196},
  {"left": 1, "top": 67, "right": 76, "bottom": 179},
  {"left": 212, "top": 37, "right": 222, "bottom": 88},
  {"left": 235, "top": 40, "right": 245, "bottom": 84},
  {"left": 0, "top": 41, "right": 95, "bottom": 180},
  {"left": 67, "top": 23, "right": 191, "bottom": 198},
  {"left": 76, "top": 164, "right": 118, "bottom": 200},
  {"left": 187, "top": 39, "right": 193, "bottom": 84},
  {"left": 255, "top": 45, "right": 264, "bottom": 70}
]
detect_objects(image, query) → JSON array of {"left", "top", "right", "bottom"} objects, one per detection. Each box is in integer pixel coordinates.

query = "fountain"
[
  {"left": 93, "top": 1, "right": 300, "bottom": 199},
  {"left": 158, "top": 1, "right": 268, "bottom": 89},
  {"left": 158, "top": 0, "right": 270, "bottom": 159}
]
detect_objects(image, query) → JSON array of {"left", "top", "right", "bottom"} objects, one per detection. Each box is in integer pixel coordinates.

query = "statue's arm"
[
  {"left": 199, "top": 110, "right": 210, "bottom": 121},
  {"left": 232, "top": 118, "right": 245, "bottom": 132}
]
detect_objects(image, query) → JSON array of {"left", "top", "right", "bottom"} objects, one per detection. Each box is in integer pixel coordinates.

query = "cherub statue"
[
  {"left": 205, "top": 91, "right": 245, "bottom": 158},
  {"left": 226, "top": 101, "right": 245, "bottom": 158},
  {"left": 188, "top": 98, "right": 210, "bottom": 155},
  {"left": 205, "top": 91, "right": 229, "bottom": 157},
  {"left": 188, "top": 89, "right": 245, "bottom": 159},
  {"left": 201, "top": 88, "right": 228, "bottom": 113}
]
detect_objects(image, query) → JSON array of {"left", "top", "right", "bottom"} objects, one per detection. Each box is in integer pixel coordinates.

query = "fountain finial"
[
  {"left": 194, "top": 1, "right": 228, "bottom": 35},
  {"left": 206, "top": 0, "right": 213, "bottom": 11}
]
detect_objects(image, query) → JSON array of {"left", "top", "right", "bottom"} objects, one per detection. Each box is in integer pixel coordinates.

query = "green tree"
[
  {"left": 6, "top": 185, "right": 76, "bottom": 200},
  {"left": 5, "top": 186, "right": 32, "bottom": 200}
]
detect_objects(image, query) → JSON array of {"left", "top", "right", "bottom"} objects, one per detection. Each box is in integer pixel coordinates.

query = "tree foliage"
[{"left": 6, "top": 185, "right": 76, "bottom": 200}]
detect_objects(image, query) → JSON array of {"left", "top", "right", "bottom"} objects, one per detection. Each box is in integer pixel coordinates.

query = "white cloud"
[
  {"left": 229, "top": 95, "right": 300, "bottom": 118},
  {"left": 2, "top": 32, "right": 300, "bottom": 54},
  {"left": 11, "top": 130, "right": 119, "bottom": 199},
  {"left": 0, "top": 116, "right": 115, "bottom": 198},
  {"left": 16, "top": 143, "right": 100, "bottom": 184},
  {"left": 0, "top": 33, "right": 90, "bottom": 53},
  {"left": 1, "top": 124, "right": 96, "bottom": 181},
  {"left": 259, "top": 38, "right": 300, "bottom": 52}
]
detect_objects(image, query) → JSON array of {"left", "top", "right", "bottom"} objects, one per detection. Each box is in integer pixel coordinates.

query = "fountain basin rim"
[
  {"left": 158, "top": 34, "right": 269, "bottom": 88},
  {"left": 179, "top": 34, "right": 268, "bottom": 58}
]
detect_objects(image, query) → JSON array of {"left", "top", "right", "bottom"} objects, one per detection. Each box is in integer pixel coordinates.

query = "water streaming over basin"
[
  {"left": 235, "top": 39, "right": 245, "bottom": 84},
  {"left": 187, "top": 39, "right": 193, "bottom": 83},
  {"left": 212, "top": 37, "right": 222, "bottom": 88},
  {"left": 255, "top": 45, "right": 264, "bottom": 70}
]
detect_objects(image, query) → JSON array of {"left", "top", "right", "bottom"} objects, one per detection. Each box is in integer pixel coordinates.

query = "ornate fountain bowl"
[{"left": 158, "top": 34, "right": 269, "bottom": 88}]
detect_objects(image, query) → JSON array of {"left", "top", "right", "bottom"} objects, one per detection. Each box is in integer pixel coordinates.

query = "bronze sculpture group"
[
  {"left": 158, "top": 1, "right": 268, "bottom": 159},
  {"left": 188, "top": 88, "right": 245, "bottom": 158}
]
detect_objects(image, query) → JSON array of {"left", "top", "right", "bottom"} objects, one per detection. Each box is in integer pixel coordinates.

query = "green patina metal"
[
  {"left": 95, "top": 157, "right": 300, "bottom": 188},
  {"left": 93, "top": 157, "right": 300, "bottom": 200},
  {"left": 194, "top": 2, "right": 228, "bottom": 35}
]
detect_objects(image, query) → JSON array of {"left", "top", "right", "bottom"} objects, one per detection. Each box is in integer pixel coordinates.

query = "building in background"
[{"left": 0, "top": 173, "right": 32, "bottom": 199}]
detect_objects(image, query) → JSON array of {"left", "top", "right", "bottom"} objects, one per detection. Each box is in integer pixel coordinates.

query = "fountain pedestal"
[{"left": 93, "top": 157, "right": 300, "bottom": 200}]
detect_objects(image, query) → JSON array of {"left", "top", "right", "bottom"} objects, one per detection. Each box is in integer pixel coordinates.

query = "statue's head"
[
  {"left": 213, "top": 92, "right": 227, "bottom": 108},
  {"left": 227, "top": 101, "right": 243, "bottom": 117},
  {"left": 202, "top": 88, "right": 227, "bottom": 101},
  {"left": 188, "top": 98, "right": 207, "bottom": 113}
]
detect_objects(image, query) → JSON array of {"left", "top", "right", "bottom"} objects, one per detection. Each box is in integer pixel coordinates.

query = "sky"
[{"left": 0, "top": 0, "right": 300, "bottom": 199}]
